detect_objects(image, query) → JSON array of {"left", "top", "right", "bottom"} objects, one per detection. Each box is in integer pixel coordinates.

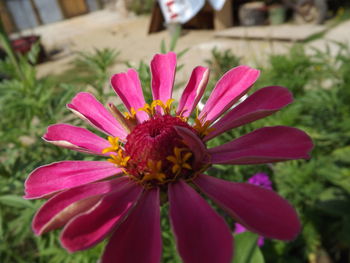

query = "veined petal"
[
  {"left": 61, "top": 181, "right": 143, "bottom": 252},
  {"left": 67, "top": 92, "right": 126, "bottom": 139},
  {"left": 195, "top": 174, "right": 301, "bottom": 240},
  {"left": 101, "top": 189, "right": 161, "bottom": 263},
  {"left": 174, "top": 126, "right": 209, "bottom": 167},
  {"left": 151, "top": 52, "right": 177, "bottom": 104},
  {"left": 24, "top": 161, "right": 121, "bottom": 199},
  {"left": 43, "top": 124, "right": 110, "bottom": 155},
  {"left": 205, "top": 86, "right": 293, "bottom": 141},
  {"left": 169, "top": 180, "right": 233, "bottom": 263},
  {"left": 199, "top": 66, "right": 260, "bottom": 123},
  {"left": 111, "top": 69, "right": 148, "bottom": 122},
  {"left": 177, "top": 66, "right": 209, "bottom": 117},
  {"left": 32, "top": 178, "right": 128, "bottom": 235},
  {"left": 209, "top": 126, "right": 313, "bottom": 164}
]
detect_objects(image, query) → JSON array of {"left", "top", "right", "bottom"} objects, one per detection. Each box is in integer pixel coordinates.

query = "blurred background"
[{"left": 1, "top": 0, "right": 350, "bottom": 262}]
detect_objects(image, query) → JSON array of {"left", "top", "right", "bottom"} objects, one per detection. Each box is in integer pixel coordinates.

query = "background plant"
[
  {"left": 1, "top": 25, "right": 350, "bottom": 262},
  {"left": 204, "top": 43, "right": 350, "bottom": 262}
]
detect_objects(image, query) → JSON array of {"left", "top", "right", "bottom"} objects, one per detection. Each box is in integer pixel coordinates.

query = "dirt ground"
[
  {"left": 31, "top": 8, "right": 350, "bottom": 83},
  {"left": 32, "top": 9, "right": 294, "bottom": 82}
]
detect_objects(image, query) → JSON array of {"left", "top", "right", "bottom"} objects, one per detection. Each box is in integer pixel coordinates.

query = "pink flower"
[{"left": 24, "top": 52, "right": 313, "bottom": 263}]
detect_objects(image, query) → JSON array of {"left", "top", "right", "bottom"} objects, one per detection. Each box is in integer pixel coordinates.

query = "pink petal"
[
  {"left": 61, "top": 181, "right": 143, "bottom": 252},
  {"left": 111, "top": 69, "right": 148, "bottom": 122},
  {"left": 205, "top": 86, "right": 293, "bottom": 141},
  {"left": 151, "top": 52, "right": 177, "bottom": 104},
  {"left": 101, "top": 189, "right": 161, "bottom": 263},
  {"left": 195, "top": 174, "right": 301, "bottom": 240},
  {"left": 67, "top": 92, "right": 126, "bottom": 139},
  {"left": 24, "top": 161, "right": 121, "bottom": 199},
  {"left": 199, "top": 66, "right": 260, "bottom": 123},
  {"left": 174, "top": 126, "right": 209, "bottom": 167},
  {"left": 32, "top": 178, "right": 128, "bottom": 235},
  {"left": 209, "top": 126, "right": 313, "bottom": 164},
  {"left": 169, "top": 180, "right": 233, "bottom": 263},
  {"left": 43, "top": 124, "right": 110, "bottom": 155},
  {"left": 177, "top": 66, "right": 209, "bottom": 117}
]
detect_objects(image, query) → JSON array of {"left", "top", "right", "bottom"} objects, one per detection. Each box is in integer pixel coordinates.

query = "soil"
[
  {"left": 32, "top": 9, "right": 293, "bottom": 83},
  {"left": 31, "top": 9, "right": 350, "bottom": 84}
]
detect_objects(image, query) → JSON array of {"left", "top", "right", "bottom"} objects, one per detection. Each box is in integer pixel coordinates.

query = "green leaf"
[
  {"left": 0, "top": 195, "right": 33, "bottom": 208},
  {"left": 316, "top": 187, "right": 350, "bottom": 216},
  {"left": 177, "top": 47, "right": 190, "bottom": 58},
  {"left": 0, "top": 208, "right": 3, "bottom": 239},
  {"left": 26, "top": 41, "right": 41, "bottom": 65},
  {"left": 332, "top": 146, "right": 350, "bottom": 163},
  {"left": 160, "top": 39, "right": 167, "bottom": 54},
  {"left": 233, "top": 232, "right": 265, "bottom": 263}
]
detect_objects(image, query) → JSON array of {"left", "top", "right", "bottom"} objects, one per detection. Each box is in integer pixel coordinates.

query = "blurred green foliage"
[
  {"left": 0, "top": 42, "right": 116, "bottom": 262},
  {"left": 205, "top": 42, "right": 350, "bottom": 263},
  {"left": 125, "top": 0, "right": 154, "bottom": 15},
  {"left": 205, "top": 47, "right": 241, "bottom": 82}
]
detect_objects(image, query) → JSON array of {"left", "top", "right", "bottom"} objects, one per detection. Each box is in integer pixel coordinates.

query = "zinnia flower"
[
  {"left": 24, "top": 52, "right": 313, "bottom": 263},
  {"left": 234, "top": 172, "right": 273, "bottom": 247}
]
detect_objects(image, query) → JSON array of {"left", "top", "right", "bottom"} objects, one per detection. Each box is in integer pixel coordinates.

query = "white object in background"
[
  {"left": 208, "top": 0, "right": 226, "bottom": 10},
  {"left": 158, "top": 0, "right": 227, "bottom": 24},
  {"left": 158, "top": 0, "right": 205, "bottom": 24}
]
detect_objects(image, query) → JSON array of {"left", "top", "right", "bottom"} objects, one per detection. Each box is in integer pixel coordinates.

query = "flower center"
[
  {"left": 103, "top": 111, "right": 203, "bottom": 188},
  {"left": 124, "top": 115, "right": 196, "bottom": 185},
  {"left": 103, "top": 99, "right": 215, "bottom": 188}
]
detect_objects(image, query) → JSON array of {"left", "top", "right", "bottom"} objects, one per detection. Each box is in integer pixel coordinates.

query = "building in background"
[{"left": 0, "top": 0, "right": 116, "bottom": 33}]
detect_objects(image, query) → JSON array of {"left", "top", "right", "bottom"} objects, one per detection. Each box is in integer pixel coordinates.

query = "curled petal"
[
  {"left": 43, "top": 124, "right": 110, "bottom": 155},
  {"left": 151, "top": 52, "right": 177, "bottom": 104},
  {"left": 61, "top": 181, "right": 143, "bottom": 252},
  {"left": 67, "top": 92, "right": 126, "bottom": 139},
  {"left": 32, "top": 178, "right": 128, "bottom": 235},
  {"left": 174, "top": 126, "right": 209, "bottom": 167},
  {"left": 177, "top": 66, "right": 209, "bottom": 117},
  {"left": 200, "top": 65, "right": 260, "bottom": 123},
  {"left": 169, "top": 181, "right": 233, "bottom": 263},
  {"left": 205, "top": 86, "right": 293, "bottom": 141},
  {"left": 111, "top": 69, "right": 148, "bottom": 122},
  {"left": 101, "top": 189, "right": 161, "bottom": 263},
  {"left": 209, "top": 126, "right": 313, "bottom": 164},
  {"left": 195, "top": 174, "right": 301, "bottom": 240},
  {"left": 24, "top": 161, "right": 121, "bottom": 199}
]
